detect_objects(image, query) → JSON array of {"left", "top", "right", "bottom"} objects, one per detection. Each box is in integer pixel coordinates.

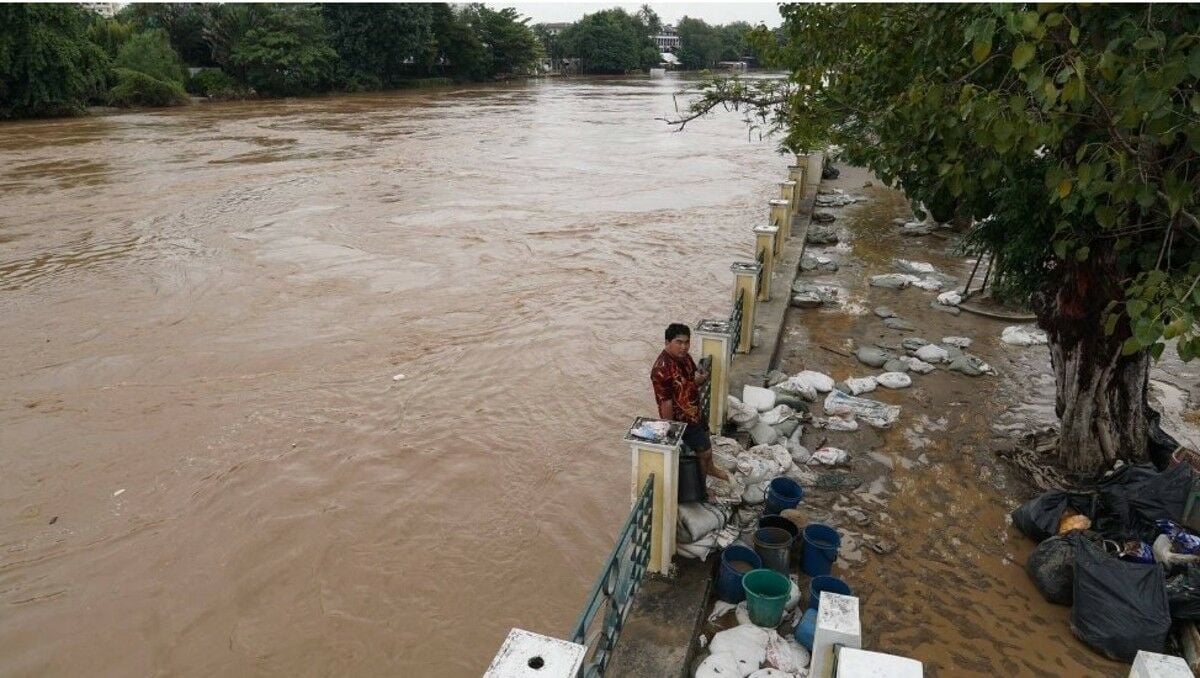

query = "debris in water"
[
  {"left": 392, "top": 373, "right": 406, "bottom": 381},
  {"left": 113, "top": 489, "right": 125, "bottom": 497}
]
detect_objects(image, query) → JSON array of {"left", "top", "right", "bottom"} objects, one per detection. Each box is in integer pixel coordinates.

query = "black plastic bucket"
[{"left": 678, "top": 454, "right": 706, "bottom": 503}]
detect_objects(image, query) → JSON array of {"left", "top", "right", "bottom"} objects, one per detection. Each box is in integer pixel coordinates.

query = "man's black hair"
[{"left": 665, "top": 323, "right": 690, "bottom": 342}]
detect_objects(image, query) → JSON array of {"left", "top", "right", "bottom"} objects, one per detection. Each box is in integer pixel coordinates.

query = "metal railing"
[
  {"left": 697, "top": 355, "right": 713, "bottom": 428},
  {"left": 729, "top": 288, "right": 745, "bottom": 351},
  {"left": 569, "top": 475, "right": 655, "bottom": 677},
  {"left": 755, "top": 248, "right": 766, "bottom": 292}
]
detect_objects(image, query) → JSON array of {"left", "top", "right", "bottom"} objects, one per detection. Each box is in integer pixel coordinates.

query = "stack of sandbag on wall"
[
  {"left": 1012, "top": 462, "right": 1196, "bottom": 661},
  {"left": 677, "top": 502, "right": 740, "bottom": 561}
]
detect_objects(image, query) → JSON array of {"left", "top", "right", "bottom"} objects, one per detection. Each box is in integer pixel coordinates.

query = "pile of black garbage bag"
[{"left": 1013, "top": 458, "right": 1200, "bottom": 662}]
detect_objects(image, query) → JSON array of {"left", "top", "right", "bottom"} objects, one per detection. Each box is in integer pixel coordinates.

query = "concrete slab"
[
  {"left": 604, "top": 557, "right": 713, "bottom": 678},
  {"left": 728, "top": 156, "right": 824, "bottom": 392}
]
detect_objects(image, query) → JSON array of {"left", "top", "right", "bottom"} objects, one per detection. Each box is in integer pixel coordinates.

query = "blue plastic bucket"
[
  {"left": 718, "top": 545, "right": 763, "bottom": 603},
  {"left": 765, "top": 477, "right": 804, "bottom": 515},
  {"left": 801, "top": 523, "right": 841, "bottom": 576},
  {"left": 808, "top": 575, "right": 852, "bottom": 611},
  {"left": 794, "top": 607, "right": 819, "bottom": 650}
]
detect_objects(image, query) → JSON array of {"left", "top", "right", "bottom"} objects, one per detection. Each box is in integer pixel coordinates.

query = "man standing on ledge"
[{"left": 651, "top": 323, "right": 729, "bottom": 480}]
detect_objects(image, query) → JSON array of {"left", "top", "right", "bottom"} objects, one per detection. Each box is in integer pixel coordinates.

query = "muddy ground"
[{"left": 771, "top": 165, "right": 1200, "bottom": 676}]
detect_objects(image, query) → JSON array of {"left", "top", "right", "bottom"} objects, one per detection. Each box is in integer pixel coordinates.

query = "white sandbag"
[
  {"left": 677, "top": 502, "right": 731, "bottom": 543},
  {"left": 694, "top": 652, "right": 742, "bottom": 678},
  {"left": 936, "top": 290, "right": 962, "bottom": 306},
  {"left": 759, "top": 405, "right": 795, "bottom": 426},
  {"left": 816, "top": 415, "right": 859, "bottom": 432},
  {"left": 746, "top": 670, "right": 788, "bottom": 678},
  {"left": 774, "top": 380, "right": 817, "bottom": 402},
  {"left": 809, "top": 447, "right": 849, "bottom": 466},
  {"left": 845, "top": 376, "right": 878, "bottom": 395},
  {"left": 735, "top": 601, "right": 752, "bottom": 627},
  {"left": 710, "top": 624, "right": 769, "bottom": 674},
  {"left": 758, "top": 444, "right": 794, "bottom": 471},
  {"left": 1001, "top": 325, "right": 1049, "bottom": 346},
  {"left": 766, "top": 634, "right": 811, "bottom": 673},
  {"left": 785, "top": 580, "right": 801, "bottom": 611},
  {"left": 677, "top": 533, "right": 718, "bottom": 560},
  {"left": 876, "top": 372, "right": 912, "bottom": 389},
  {"left": 915, "top": 344, "right": 950, "bottom": 363},
  {"left": 742, "top": 385, "right": 777, "bottom": 412},
  {"left": 791, "top": 370, "right": 836, "bottom": 394},
  {"left": 727, "top": 396, "right": 760, "bottom": 430},
  {"left": 706, "top": 475, "right": 745, "bottom": 505},
  {"left": 894, "top": 259, "right": 936, "bottom": 275},
  {"left": 736, "top": 455, "right": 777, "bottom": 484},
  {"left": 709, "top": 600, "right": 738, "bottom": 623},
  {"left": 898, "top": 356, "right": 935, "bottom": 374},
  {"left": 748, "top": 421, "right": 780, "bottom": 446},
  {"left": 823, "top": 390, "right": 901, "bottom": 428},
  {"left": 787, "top": 440, "right": 811, "bottom": 464},
  {"left": 869, "top": 273, "right": 921, "bottom": 289},
  {"left": 742, "top": 480, "right": 769, "bottom": 505},
  {"left": 942, "top": 336, "right": 972, "bottom": 348},
  {"left": 912, "top": 277, "right": 944, "bottom": 291}
]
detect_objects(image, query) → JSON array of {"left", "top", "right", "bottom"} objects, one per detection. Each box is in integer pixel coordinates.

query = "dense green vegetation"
[
  {"left": 676, "top": 4, "right": 1200, "bottom": 473},
  {"left": 0, "top": 2, "right": 544, "bottom": 119},
  {"left": 556, "top": 8, "right": 659, "bottom": 74}
]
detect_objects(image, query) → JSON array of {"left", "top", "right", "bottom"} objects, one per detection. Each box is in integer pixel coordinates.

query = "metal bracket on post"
[
  {"left": 752, "top": 224, "right": 778, "bottom": 302},
  {"left": 625, "top": 418, "right": 684, "bottom": 576},
  {"left": 770, "top": 198, "right": 792, "bottom": 246},
  {"left": 694, "top": 319, "right": 732, "bottom": 435},
  {"left": 730, "top": 261, "right": 760, "bottom": 355}
]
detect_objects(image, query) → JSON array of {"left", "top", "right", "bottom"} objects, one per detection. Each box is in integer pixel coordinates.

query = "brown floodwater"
[{"left": 0, "top": 76, "right": 787, "bottom": 676}]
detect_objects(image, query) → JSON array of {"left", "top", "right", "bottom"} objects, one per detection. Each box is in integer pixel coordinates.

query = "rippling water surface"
[{"left": 0, "top": 76, "right": 784, "bottom": 676}]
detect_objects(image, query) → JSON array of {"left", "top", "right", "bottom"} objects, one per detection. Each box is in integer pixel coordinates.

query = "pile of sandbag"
[
  {"left": 695, "top": 614, "right": 811, "bottom": 678},
  {"left": 1011, "top": 462, "right": 1197, "bottom": 661}
]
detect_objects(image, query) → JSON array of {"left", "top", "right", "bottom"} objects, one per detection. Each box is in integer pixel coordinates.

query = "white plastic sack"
[
  {"left": 709, "top": 600, "right": 738, "bottom": 623},
  {"left": 765, "top": 631, "right": 811, "bottom": 673},
  {"left": 677, "top": 533, "right": 718, "bottom": 560},
  {"left": 936, "top": 290, "right": 962, "bottom": 306},
  {"left": 791, "top": 370, "right": 836, "bottom": 394},
  {"left": 809, "top": 447, "right": 849, "bottom": 466},
  {"left": 912, "top": 277, "right": 944, "bottom": 291},
  {"left": 759, "top": 405, "right": 795, "bottom": 427},
  {"left": 845, "top": 376, "right": 878, "bottom": 395},
  {"left": 695, "top": 652, "right": 742, "bottom": 678},
  {"left": 899, "top": 356, "right": 935, "bottom": 374},
  {"left": 774, "top": 380, "right": 817, "bottom": 402},
  {"left": 876, "top": 372, "right": 912, "bottom": 389},
  {"left": 816, "top": 415, "right": 858, "bottom": 432},
  {"left": 824, "top": 390, "right": 901, "bottom": 428},
  {"left": 736, "top": 456, "right": 777, "bottom": 484},
  {"left": 710, "top": 625, "right": 769, "bottom": 674},
  {"left": 1001, "top": 325, "right": 1049, "bottom": 346},
  {"left": 915, "top": 344, "right": 950, "bottom": 364},
  {"left": 742, "top": 480, "right": 769, "bottom": 505},
  {"left": 735, "top": 601, "right": 752, "bottom": 627},
  {"left": 727, "top": 396, "right": 760, "bottom": 430},
  {"left": 678, "top": 502, "right": 731, "bottom": 543},
  {"left": 743, "top": 385, "right": 777, "bottom": 412},
  {"left": 942, "top": 336, "right": 972, "bottom": 348},
  {"left": 894, "top": 259, "right": 936, "bottom": 275},
  {"left": 788, "top": 441, "right": 811, "bottom": 465},
  {"left": 706, "top": 475, "right": 745, "bottom": 505},
  {"left": 785, "top": 580, "right": 801, "bottom": 611},
  {"left": 746, "top": 670, "right": 788, "bottom": 678}
]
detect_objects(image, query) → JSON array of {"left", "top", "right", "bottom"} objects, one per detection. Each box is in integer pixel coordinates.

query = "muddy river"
[{"left": 0, "top": 76, "right": 786, "bottom": 676}]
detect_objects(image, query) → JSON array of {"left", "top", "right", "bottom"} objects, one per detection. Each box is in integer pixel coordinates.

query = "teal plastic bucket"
[
  {"left": 801, "top": 523, "right": 841, "bottom": 576},
  {"left": 741, "top": 568, "right": 791, "bottom": 627}
]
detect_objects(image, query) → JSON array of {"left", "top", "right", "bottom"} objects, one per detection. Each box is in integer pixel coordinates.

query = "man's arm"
[
  {"left": 651, "top": 363, "right": 675, "bottom": 421},
  {"left": 657, "top": 399, "right": 674, "bottom": 420}
]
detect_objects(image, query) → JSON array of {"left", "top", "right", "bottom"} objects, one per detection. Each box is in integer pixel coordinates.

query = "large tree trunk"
[{"left": 1034, "top": 257, "right": 1151, "bottom": 475}]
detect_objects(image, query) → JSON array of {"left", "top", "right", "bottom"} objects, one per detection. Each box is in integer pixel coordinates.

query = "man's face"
[{"left": 665, "top": 334, "right": 690, "bottom": 359}]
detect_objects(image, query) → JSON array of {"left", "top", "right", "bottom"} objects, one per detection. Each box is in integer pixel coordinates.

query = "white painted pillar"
[
  {"left": 836, "top": 649, "right": 923, "bottom": 677},
  {"left": 787, "top": 164, "right": 805, "bottom": 209},
  {"left": 810, "top": 593, "right": 862, "bottom": 678},
  {"left": 626, "top": 418, "right": 684, "bottom": 575},
  {"left": 730, "top": 261, "right": 760, "bottom": 354},
  {"left": 753, "top": 224, "right": 778, "bottom": 302},
  {"left": 485, "top": 628, "right": 586, "bottom": 678},
  {"left": 694, "top": 318, "right": 732, "bottom": 435},
  {"left": 770, "top": 198, "right": 792, "bottom": 246}
]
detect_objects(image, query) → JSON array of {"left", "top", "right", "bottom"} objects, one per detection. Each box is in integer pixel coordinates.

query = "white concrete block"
[
  {"left": 484, "top": 628, "right": 586, "bottom": 678},
  {"left": 837, "top": 648, "right": 923, "bottom": 677},
  {"left": 810, "top": 593, "right": 861, "bottom": 678},
  {"left": 1130, "top": 650, "right": 1193, "bottom": 678}
]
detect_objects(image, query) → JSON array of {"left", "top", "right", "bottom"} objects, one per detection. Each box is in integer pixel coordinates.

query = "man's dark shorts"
[{"left": 682, "top": 422, "right": 711, "bottom": 453}]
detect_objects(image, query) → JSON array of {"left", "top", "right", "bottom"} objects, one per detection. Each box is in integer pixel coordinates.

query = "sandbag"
[
  {"left": 1095, "top": 463, "right": 1194, "bottom": 542},
  {"left": 792, "top": 370, "right": 835, "bottom": 394},
  {"left": 823, "top": 390, "right": 900, "bottom": 428},
  {"left": 1027, "top": 535, "right": 1075, "bottom": 605},
  {"left": 845, "top": 376, "right": 878, "bottom": 395},
  {"left": 1070, "top": 536, "right": 1170, "bottom": 661},
  {"left": 1011, "top": 491, "right": 1096, "bottom": 543},
  {"left": 677, "top": 502, "right": 731, "bottom": 544},
  {"left": 1166, "top": 564, "right": 1200, "bottom": 620},
  {"left": 694, "top": 652, "right": 742, "bottom": 678},
  {"left": 877, "top": 372, "right": 912, "bottom": 389},
  {"left": 709, "top": 625, "right": 769, "bottom": 675},
  {"left": 743, "top": 386, "right": 777, "bottom": 412}
]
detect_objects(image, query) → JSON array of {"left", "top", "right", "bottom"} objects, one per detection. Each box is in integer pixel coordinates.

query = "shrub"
[
  {"left": 185, "top": 69, "right": 248, "bottom": 99},
  {"left": 108, "top": 67, "right": 188, "bottom": 107}
]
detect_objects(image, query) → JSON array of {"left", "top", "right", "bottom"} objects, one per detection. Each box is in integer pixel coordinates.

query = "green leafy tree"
[
  {"left": 463, "top": 5, "right": 543, "bottom": 77},
  {"left": 560, "top": 8, "right": 656, "bottom": 74},
  {"left": 430, "top": 4, "right": 487, "bottom": 81},
  {"left": 719, "top": 22, "right": 752, "bottom": 62},
  {"left": 108, "top": 28, "right": 188, "bottom": 107},
  {"left": 119, "top": 3, "right": 214, "bottom": 66},
  {"left": 674, "top": 4, "right": 1200, "bottom": 473},
  {"left": 533, "top": 24, "right": 564, "bottom": 71},
  {"left": 201, "top": 3, "right": 268, "bottom": 82},
  {"left": 323, "top": 4, "right": 436, "bottom": 88},
  {"left": 676, "top": 17, "right": 724, "bottom": 70},
  {"left": 229, "top": 5, "right": 338, "bottom": 96},
  {"left": 87, "top": 17, "right": 136, "bottom": 60},
  {"left": 0, "top": 4, "right": 108, "bottom": 118},
  {"left": 637, "top": 5, "right": 662, "bottom": 36}
]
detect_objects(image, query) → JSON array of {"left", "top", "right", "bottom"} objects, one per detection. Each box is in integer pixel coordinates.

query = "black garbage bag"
[
  {"left": 1070, "top": 535, "right": 1170, "bottom": 661},
  {"left": 1148, "top": 406, "right": 1183, "bottom": 471},
  {"left": 1012, "top": 491, "right": 1097, "bottom": 543},
  {"left": 1095, "top": 462, "right": 1194, "bottom": 542},
  {"left": 1166, "top": 564, "right": 1200, "bottom": 620},
  {"left": 1027, "top": 535, "right": 1076, "bottom": 605}
]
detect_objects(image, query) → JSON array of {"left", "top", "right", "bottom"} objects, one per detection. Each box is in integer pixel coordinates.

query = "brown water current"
[{"left": 0, "top": 76, "right": 786, "bottom": 676}]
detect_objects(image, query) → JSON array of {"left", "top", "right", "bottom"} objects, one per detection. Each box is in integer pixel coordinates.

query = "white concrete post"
[
  {"left": 753, "top": 224, "right": 778, "bottom": 302},
  {"left": 787, "top": 165, "right": 805, "bottom": 209},
  {"left": 770, "top": 198, "right": 792, "bottom": 246},
  {"left": 836, "top": 649, "right": 924, "bottom": 677},
  {"left": 730, "top": 261, "right": 759, "bottom": 354},
  {"left": 694, "top": 318, "right": 732, "bottom": 435},
  {"left": 626, "top": 418, "right": 684, "bottom": 576},
  {"left": 806, "top": 152, "right": 825, "bottom": 189},
  {"left": 810, "top": 592, "right": 862, "bottom": 678},
  {"left": 485, "top": 628, "right": 586, "bottom": 678}
]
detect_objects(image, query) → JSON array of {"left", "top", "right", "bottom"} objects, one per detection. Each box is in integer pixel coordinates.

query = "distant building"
[
  {"left": 80, "top": 3, "right": 121, "bottom": 18},
  {"left": 653, "top": 25, "right": 680, "bottom": 53},
  {"left": 538, "top": 22, "right": 573, "bottom": 37}
]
